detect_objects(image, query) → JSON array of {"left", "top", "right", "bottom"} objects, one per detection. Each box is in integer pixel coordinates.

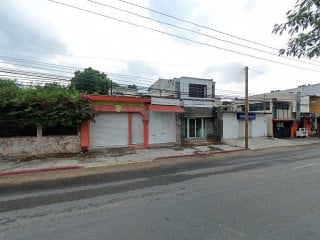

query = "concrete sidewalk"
[
  {"left": 224, "top": 136, "right": 320, "bottom": 150},
  {"left": 1, "top": 137, "right": 320, "bottom": 175}
]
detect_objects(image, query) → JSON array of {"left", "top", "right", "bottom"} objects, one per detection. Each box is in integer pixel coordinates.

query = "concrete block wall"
[{"left": 0, "top": 135, "right": 80, "bottom": 156}]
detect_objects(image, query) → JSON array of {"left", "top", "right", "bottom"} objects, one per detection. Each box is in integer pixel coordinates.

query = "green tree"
[
  {"left": 0, "top": 79, "right": 21, "bottom": 106},
  {"left": 273, "top": 0, "right": 320, "bottom": 58},
  {"left": 70, "top": 67, "right": 112, "bottom": 95},
  {"left": 20, "top": 83, "right": 94, "bottom": 128},
  {"left": 0, "top": 80, "right": 95, "bottom": 134}
]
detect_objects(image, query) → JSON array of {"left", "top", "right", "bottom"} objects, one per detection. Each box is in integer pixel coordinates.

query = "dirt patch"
[
  {"left": 80, "top": 148, "right": 136, "bottom": 158},
  {"left": 208, "top": 146, "right": 221, "bottom": 151},
  {"left": 0, "top": 152, "right": 80, "bottom": 163},
  {"left": 0, "top": 148, "right": 136, "bottom": 163},
  {"left": 172, "top": 146, "right": 189, "bottom": 151}
]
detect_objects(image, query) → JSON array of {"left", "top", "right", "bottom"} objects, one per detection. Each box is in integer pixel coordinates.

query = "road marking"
[{"left": 292, "top": 163, "right": 319, "bottom": 170}]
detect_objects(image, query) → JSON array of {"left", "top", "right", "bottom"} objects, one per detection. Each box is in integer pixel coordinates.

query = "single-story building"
[
  {"left": 222, "top": 112, "right": 267, "bottom": 139},
  {"left": 80, "top": 95, "right": 184, "bottom": 150}
]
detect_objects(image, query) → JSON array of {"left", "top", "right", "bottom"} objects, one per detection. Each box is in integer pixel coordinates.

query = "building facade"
[
  {"left": 149, "top": 77, "right": 218, "bottom": 140},
  {"left": 80, "top": 95, "right": 184, "bottom": 150}
]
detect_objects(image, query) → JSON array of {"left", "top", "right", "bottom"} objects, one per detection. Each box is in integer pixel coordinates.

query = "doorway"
[{"left": 186, "top": 118, "right": 205, "bottom": 138}]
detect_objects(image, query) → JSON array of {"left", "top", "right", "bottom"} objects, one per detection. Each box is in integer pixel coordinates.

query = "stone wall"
[{"left": 0, "top": 135, "right": 80, "bottom": 156}]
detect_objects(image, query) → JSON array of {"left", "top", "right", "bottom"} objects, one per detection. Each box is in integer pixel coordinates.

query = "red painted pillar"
[
  {"left": 80, "top": 121, "right": 90, "bottom": 151},
  {"left": 128, "top": 113, "right": 132, "bottom": 145},
  {"left": 143, "top": 119, "right": 149, "bottom": 148},
  {"left": 291, "top": 122, "right": 298, "bottom": 138}
]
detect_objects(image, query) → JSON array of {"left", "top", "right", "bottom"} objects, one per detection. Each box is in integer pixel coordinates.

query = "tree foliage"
[
  {"left": 0, "top": 80, "right": 95, "bottom": 132},
  {"left": 273, "top": 0, "right": 320, "bottom": 58},
  {"left": 70, "top": 67, "right": 113, "bottom": 95},
  {"left": 0, "top": 79, "right": 22, "bottom": 106}
]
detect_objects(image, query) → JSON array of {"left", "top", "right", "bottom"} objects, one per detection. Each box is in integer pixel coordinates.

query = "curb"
[
  {"left": 0, "top": 149, "right": 246, "bottom": 177},
  {"left": 154, "top": 148, "right": 247, "bottom": 160},
  {"left": 0, "top": 166, "right": 84, "bottom": 177},
  {"left": 85, "top": 160, "right": 152, "bottom": 169}
]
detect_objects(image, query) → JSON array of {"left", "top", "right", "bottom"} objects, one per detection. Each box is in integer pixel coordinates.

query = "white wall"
[
  {"left": 151, "top": 97, "right": 180, "bottom": 106},
  {"left": 223, "top": 113, "right": 239, "bottom": 139},
  {"left": 182, "top": 99, "right": 215, "bottom": 108},
  {"left": 223, "top": 112, "right": 267, "bottom": 139},
  {"left": 300, "top": 96, "right": 310, "bottom": 113},
  {"left": 149, "top": 112, "right": 176, "bottom": 144},
  {"left": 266, "top": 114, "right": 273, "bottom": 137},
  {"left": 251, "top": 114, "right": 267, "bottom": 137}
]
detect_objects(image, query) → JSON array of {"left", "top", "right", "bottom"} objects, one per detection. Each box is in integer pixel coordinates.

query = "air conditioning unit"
[{"left": 296, "top": 128, "right": 308, "bottom": 137}]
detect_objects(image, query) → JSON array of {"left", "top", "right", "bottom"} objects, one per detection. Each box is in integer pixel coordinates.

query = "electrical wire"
[
  {"left": 116, "top": 0, "right": 279, "bottom": 51},
  {"left": 47, "top": 0, "right": 320, "bottom": 73},
  {"left": 88, "top": 0, "right": 320, "bottom": 68},
  {"left": 0, "top": 67, "right": 245, "bottom": 98}
]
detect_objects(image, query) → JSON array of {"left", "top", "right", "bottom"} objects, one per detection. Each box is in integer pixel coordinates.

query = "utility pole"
[{"left": 245, "top": 66, "right": 249, "bottom": 149}]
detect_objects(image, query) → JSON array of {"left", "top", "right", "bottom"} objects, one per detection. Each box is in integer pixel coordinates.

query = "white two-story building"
[{"left": 149, "top": 77, "right": 217, "bottom": 141}]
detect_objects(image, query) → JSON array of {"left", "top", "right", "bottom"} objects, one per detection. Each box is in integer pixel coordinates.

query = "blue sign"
[{"left": 237, "top": 112, "right": 256, "bottom": 121}]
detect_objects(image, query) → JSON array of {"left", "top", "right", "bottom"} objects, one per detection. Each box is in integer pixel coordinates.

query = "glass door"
[
  {"left": 187, "top": 118, "right": 205, "bottom": 138},
  {"left": 188, "top": 118, "right": 196, "bottom": 138}
]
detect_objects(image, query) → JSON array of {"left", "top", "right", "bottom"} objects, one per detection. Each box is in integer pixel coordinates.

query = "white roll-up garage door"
[
  {"left": 238, "top": 120, "right": 252, "bottom": 138},
  {"left": 149, "top": 112, "right": 176, "bottom": 144},
  {"left": 90, "top": 113, "right": 128, "bottom": 148}
]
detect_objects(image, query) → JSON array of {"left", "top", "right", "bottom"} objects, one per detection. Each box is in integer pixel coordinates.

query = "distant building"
[
  {"left": 111, "top": 84, "right": 138, "bottom": 96},
  {"left": 279, "top": 83, "right": 320, "bottom": 96}
]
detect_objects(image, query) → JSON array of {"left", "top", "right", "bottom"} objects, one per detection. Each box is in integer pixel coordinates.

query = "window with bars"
[{"left": 189, "top": 84, "right": 207, "bottom": 98}]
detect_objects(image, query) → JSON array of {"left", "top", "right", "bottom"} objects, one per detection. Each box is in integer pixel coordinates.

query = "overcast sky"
[{"left": 1, "top": 0, "right": 319, "bottom": 96}]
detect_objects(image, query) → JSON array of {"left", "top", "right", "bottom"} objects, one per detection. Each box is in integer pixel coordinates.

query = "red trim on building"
[
  {"left": 81, "top": 95, "right": 150, "bottom": 149},
  {"left": 291, "top": 122, "right": 298, "bottom": 138},
  {"left": 81, "top": 94, "right": 151, "bottom": 103},
  {"left": 149, "top": 105, "right": 184, "bottom": 113},
  {"left": 128, "top": 113, "right": 132, "bottom": 145},
  {"left": 94, "top": 105, "right": 148, "bottom": 120},
  {"left": 143, "top": 119, "right": 149, "bottom": 148},
  {"left": 80, "top": 121, "right": 90, "bottom": 151}
]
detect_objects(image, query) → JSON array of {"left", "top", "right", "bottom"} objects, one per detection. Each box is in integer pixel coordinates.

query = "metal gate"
[{"left": 90, "top": 113, "right": 128, "bottom": 148}]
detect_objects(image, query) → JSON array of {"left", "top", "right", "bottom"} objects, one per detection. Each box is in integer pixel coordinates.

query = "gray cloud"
[
  {"left": 148, "top": 0, "right": 196, "bottom": 22},
  {"left": 204, "top": 62, "right": 269, "bottom": 85},
  {"left": 147, "top": 0, "right": 205, "bottom": 44},
  {"left": 122, "top": 61, "right": 160, "bottom": 87},
  {"left": 126, "top": 61, "right": 158, "bottom": 75},
  {"left": 0, "top": 1, "right": 67, "bottom": 61},
  {"left": 204, "top": 62, "right": 245, "bottom": 84}
]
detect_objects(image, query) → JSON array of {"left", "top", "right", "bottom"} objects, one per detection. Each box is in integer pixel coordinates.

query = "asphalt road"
[{"left": 1, "top": 145, "right": 320, "bottom": 239}]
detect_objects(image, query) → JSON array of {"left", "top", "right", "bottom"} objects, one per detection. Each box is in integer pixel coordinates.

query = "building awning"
[{"left": 149, "top": 105, "right": 184, "bottom": 113}]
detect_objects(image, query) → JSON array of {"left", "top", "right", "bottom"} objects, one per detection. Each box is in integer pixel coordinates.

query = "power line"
[
  {"left": 88, "top": 0, "right": 320, "bottom": 68},
  {"left": 48, "top": 0, "right": 320, "bottom": 73},
  {"left": 0, "top": 60, "right": 75, "bottom": 75},
  {"left": 117, "top": 0, "right": 280, "bottom": 51},
  {"left": 3, "top": 56, "right": 315, "bottom": 98},
  {"left": 0, "top": 56, "right": 159, "bottom": 84},
  {"left": 1, "top": 68, "right": 245, "bottom": 98},
  {"left": 0, "top": 56, "right": 76, "bottom": 71}
]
